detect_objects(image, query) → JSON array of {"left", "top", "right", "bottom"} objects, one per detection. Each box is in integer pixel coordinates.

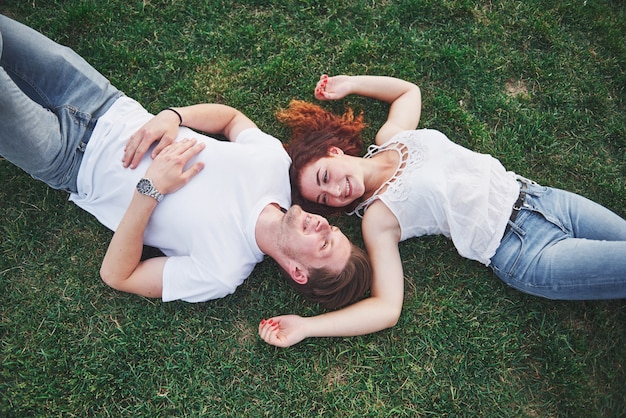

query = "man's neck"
[{"left": 255, "top": 203, "right": 284, "bottom": 255}]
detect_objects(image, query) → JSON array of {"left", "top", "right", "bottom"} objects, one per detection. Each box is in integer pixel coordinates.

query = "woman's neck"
[{"left": 362, "top": 150, "right": 400, "bottom": 199}]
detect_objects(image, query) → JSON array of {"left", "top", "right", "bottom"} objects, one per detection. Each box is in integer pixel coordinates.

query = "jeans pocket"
[{"left": 490, "top": 224, "right": 525, "bottom": 278}]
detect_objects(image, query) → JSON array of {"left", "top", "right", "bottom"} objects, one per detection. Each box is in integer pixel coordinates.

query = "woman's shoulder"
[
  {"left": 386, "top": 128, "right": 449, "bottom": 144},
  {"left": 362, "top": 200, "right": 401, "bottom": 234}
]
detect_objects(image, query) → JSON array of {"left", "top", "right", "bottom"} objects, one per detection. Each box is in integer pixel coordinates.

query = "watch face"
[
  {"left": 136, "top": 178, "right": 163, "bottom": 202},
  {"left": 137, "top": 178, "right": 151, "bottom": 194}
]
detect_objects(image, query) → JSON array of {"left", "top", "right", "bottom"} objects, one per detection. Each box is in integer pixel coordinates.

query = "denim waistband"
[{"left": 77, "top": 91, "right": 125, "bottom": 153}]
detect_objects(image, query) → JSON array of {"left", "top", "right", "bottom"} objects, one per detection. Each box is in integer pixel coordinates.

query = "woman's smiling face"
[{"left": 298, "top": 150, "right": 364, "bottom": 208}]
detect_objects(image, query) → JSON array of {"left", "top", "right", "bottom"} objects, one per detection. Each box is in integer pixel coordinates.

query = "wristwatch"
[{"left": 136, "top": 178, "right": 163, "bottom": 202}]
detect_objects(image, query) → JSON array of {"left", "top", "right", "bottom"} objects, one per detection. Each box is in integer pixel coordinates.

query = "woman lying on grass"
[{"left": 259, "top": 74, "right": 626, "bottom": 347}]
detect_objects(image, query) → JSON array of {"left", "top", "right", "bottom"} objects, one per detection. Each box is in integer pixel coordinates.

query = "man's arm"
[
  {"left": 101, "top": 139, "right": 205, "bottom": 297},
  {"left": 123, "top": 104, "right": 257, "bottom": 168}
]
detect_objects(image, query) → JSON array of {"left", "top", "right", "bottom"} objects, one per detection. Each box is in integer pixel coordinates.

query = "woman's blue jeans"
[
  {"left": 490, "top": 180, "right": 626, "bottom": 300},
  {"left": 0, "top": 14, "right": 122, "bottom": 193}
]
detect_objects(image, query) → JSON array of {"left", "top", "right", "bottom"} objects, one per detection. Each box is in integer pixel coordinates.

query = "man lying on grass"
[{"left": 0, "top": 14, "right": 371, "bottom": 309}]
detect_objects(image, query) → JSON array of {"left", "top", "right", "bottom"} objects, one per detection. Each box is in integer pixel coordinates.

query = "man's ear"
[
  {"left": 288, "top": 264, "right": 309, "bottom": 285},
  {"left": 327, "top": 146, "right": 344, "bottom": 156}
]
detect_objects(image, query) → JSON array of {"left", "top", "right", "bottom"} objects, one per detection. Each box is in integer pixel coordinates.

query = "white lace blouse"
[{"left": 349, "top": 129, "right": 520, "bottom": 265}]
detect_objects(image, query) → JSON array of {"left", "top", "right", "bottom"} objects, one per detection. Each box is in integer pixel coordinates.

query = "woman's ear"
[{"left": 327, "top": 146, "right": 344, "bottom": 156}]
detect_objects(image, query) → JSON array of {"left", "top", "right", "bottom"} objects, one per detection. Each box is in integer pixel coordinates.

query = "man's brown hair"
[{"left": 281, "top": 243, "right": 372, "bottom": 310}]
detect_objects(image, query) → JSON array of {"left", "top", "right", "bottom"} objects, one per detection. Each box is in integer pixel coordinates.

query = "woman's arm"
[
  {"left": 123, "top": 104, "right": 257, "bottom": 168},
  {"left": 259, "top": 202, "right": 404, "bottom": 347},
  {"left": 100, "top": 139, "right": 205, "bottom": 297},
  {"left": 314, "top": 74, "right": 422, "bottom": 146}
]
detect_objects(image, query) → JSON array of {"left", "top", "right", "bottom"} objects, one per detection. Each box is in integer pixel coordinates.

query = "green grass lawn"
[{"left": 1, "top": 0, "right": 625, "bottom": 416}]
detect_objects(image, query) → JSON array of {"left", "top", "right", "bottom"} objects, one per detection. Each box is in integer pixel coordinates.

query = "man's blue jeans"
[
  {"left": 0, "top": 15, "right": 122, "bottom": 193},
  {"left": 490, "top": 181, "right": 626, "bottom": 299}
]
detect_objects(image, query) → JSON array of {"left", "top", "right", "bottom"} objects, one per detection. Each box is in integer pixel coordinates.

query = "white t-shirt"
[
  {"left": 352, "top": 129, "right": 520, "bottom": 265},
  {"left": 70, "top": 96, "right": 291, "bottom": 301}
]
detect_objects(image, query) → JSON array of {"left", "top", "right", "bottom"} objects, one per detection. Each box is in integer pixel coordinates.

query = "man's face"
[{"left": 278, "top": 205, "right": 351, "bottom": 275}]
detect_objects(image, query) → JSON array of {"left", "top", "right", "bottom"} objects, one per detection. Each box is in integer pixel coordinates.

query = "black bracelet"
[{"left": 164, "top": 108, "right": 183, "bottom": 126}]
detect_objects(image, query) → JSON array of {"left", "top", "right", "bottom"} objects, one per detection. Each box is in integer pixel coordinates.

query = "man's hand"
[
  {"left": 145, "top": 138, "right": 205, "bottom": 195},
  {"left": 123, "top": 109, "right": 182, "bottom": 168}
]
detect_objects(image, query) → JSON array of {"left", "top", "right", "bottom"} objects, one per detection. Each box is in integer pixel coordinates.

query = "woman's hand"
[
  {"left": 316, "top": 75, "right": 421, "bottom": 145},
  {"left": 258, "top": 315, "right": 309, "bottom": 348},
  {"left": 314, "top": 74, "right": 353, "bottom": 101},
  {"left": 144, "top": 138, "right": 205, "bottom": 195},
  {"left": 123, "top": 109, "right": 182, "bottom": 168}
]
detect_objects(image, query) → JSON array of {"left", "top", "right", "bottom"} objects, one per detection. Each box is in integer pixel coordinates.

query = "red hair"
[{"left": 277, "top": 100, "right": 367, "bottom": 216}]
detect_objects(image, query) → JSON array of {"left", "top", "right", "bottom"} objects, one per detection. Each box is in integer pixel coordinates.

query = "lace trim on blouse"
[{"left": 347, "top": 132, "right": 428, "bottom": 218}]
